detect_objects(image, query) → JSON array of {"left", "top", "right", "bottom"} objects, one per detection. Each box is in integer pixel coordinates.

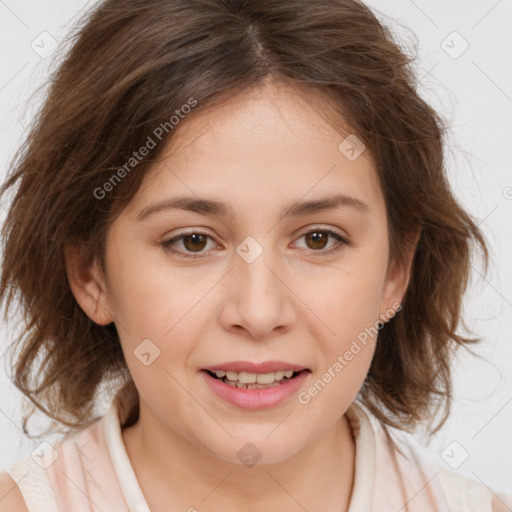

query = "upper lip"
[{"left": 202, "top": 361, "right": 310, "bottom": 374}]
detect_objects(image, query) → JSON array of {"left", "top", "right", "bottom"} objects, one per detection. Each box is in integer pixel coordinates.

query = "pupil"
[
  {"left": 184, "top": 234, "right": 207, "bottom": 252},
  {"left": 306, "top": 231, "right": 327, "bottom": 250}
]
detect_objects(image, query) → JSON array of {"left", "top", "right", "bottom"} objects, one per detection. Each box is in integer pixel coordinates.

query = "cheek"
[
  {"left": 104, "top": 245, "right": 209, "bottom": 395},
  {"left": 105, "top": 234, "right": 205, "bottom": 337},
  {"left": 300, "top": 282, "right": 380, "bottom": 414},
  {"left": 299, "top": 249, "right": 387, "bottom": 399},
  {"left": 306, "top": 258, "right": 387, "bottom": 340}
]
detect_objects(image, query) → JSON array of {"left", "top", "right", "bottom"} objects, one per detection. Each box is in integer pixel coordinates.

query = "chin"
[{"left": 207, "top": 434, "right": 304, "bottom": 467}]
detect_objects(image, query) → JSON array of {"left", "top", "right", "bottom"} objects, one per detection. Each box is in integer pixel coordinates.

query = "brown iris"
[
  {"left": 182, "top": 233, "right": 208, "bottom": 252},
  {"left": 304, "top": 231, "right": 329, "bottom": 250}
]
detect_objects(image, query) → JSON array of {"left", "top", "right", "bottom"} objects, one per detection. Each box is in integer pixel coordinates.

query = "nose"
[{"left": 217, "top": 243, "right": 297, "bottom": 340}]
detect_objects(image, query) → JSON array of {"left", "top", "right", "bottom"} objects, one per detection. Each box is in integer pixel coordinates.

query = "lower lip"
[{"left": 200, "top": 370, "right": 309, "bottom": 410}]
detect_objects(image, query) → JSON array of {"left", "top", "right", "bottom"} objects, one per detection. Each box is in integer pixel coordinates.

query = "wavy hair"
[{"left": 0, "top": 0, "right": 489, "bottom": 436}]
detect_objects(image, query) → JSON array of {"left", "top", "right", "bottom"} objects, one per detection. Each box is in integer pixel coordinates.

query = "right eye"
[{"left": 161, "top": 231, "right": 221, "bottom": 258}]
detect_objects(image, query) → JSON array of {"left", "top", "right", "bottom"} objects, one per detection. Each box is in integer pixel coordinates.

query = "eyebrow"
[{"left": 136, "top": 193, "right": 369, "bottom": 222}]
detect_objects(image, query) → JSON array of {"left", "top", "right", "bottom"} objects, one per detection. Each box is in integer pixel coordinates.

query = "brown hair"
[{"left": 0, "top": 0, "right": 490, "bottom": 437}]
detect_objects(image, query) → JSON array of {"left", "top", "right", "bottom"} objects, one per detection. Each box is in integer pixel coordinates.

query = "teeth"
[
  {"left": 227, "top": 380, "right": 282, "bottom": 389},
  {"left": 256, "top": 372, "right": 276, "bottom": 384},
  {"left": 238, "top": 371, "right": 256, "bottom": 384},
  {"left": 213, "top": 369, "right": 297, "bottom": 384},
  {"left": 226, "top": 371, "right": 238, "bottom": 381}
]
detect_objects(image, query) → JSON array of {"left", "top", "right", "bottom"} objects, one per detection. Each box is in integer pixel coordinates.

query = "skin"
[{"left": 65, "top": 80, "right": 418, "bottom": 511}]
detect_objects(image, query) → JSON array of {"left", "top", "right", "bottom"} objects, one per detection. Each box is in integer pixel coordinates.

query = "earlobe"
[{"left": 64, "top": 243, "right": 113, "bottom": 326}]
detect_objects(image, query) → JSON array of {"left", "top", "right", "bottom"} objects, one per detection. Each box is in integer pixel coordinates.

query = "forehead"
[{"left": 124, "top": 82, "right": 385, "bottom": 221}]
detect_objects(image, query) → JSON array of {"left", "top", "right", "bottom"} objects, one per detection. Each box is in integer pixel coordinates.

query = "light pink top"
[{"left": 6, "top": 392, "right": 511, "bottom": 511}]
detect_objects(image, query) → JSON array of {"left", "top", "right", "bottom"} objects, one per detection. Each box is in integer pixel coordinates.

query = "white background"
[{"left": 0, "top": 0, "right": 511, "bottom": 497}]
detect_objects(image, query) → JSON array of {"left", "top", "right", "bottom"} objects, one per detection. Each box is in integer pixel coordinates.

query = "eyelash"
[{"left": 161, "top": 227, "right": 352, "bottom": 259}]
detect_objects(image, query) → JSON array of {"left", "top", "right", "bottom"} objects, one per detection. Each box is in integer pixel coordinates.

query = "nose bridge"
[
  {"left": 236, "top": 234, "right": 281, "bottom": 302},
  {"left": 227, "top": 234, "right": 294, "bottom": 338}
]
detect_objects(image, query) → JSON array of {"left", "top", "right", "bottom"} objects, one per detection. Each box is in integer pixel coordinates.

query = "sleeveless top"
[{"left": 6, "top": 392, "right": 511, "bottom": 511}]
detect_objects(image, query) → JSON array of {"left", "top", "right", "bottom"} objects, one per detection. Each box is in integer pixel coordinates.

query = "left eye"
[
  {"left": 162, "top": 228, "right": 350, "bottom": 258},
  {"left": 293, "top": 228, "right": 350, "bottom": 253}
]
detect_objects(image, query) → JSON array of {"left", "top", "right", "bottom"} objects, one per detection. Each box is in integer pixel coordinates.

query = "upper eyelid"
[
  {"left": 165, "top": 225, "right": 347, "bottom": 243},
  {"left": 163, "top": 225, "right": 349, "bottom": 255}
]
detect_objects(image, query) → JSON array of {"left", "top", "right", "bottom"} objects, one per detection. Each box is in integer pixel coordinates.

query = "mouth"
[
  {"left": 200, "top": 366, "right": 311, "bottom": 409},
  {"left": 203, "top": 368, "right": 309, "bottom": 390}
]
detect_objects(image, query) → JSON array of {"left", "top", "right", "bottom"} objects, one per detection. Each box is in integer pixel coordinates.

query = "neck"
[{"left": 122, "top": 399, "right": 356, "bottom": 512}]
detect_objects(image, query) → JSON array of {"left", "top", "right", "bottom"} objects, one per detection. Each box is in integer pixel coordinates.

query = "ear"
[
  {"left": 64, "top": 242, "right": 113, "bottom": 325},
  {"left": 378, "top": 229, "right": 421, "bottom": 324}
]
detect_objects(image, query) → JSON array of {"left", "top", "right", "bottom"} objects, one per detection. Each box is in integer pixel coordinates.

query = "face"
[{"left": 70, "top": 82, "right": 410, "bottom": 465}]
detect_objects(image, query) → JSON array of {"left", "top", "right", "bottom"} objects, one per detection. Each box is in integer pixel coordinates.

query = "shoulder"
[
  {"left": 0, "top": 405, "right": 115, "bottom": 512},
  {"left": 435, "top": 463, "right": 512, "bottom": 512},
  {"left": 391, "top": 429, "right": 512, "bottom": 511},
  {"left": 0, "top": 472, "right": 29, "bottom": 512},
  {"left": 390, "top": 428, "right": 511, "bottom": 511},
  {"left": 2, "top": 454, "right": 59, "bottom": 512},
  {"left": 349, "top": 402, "right": 512, "bottom": 511}
]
